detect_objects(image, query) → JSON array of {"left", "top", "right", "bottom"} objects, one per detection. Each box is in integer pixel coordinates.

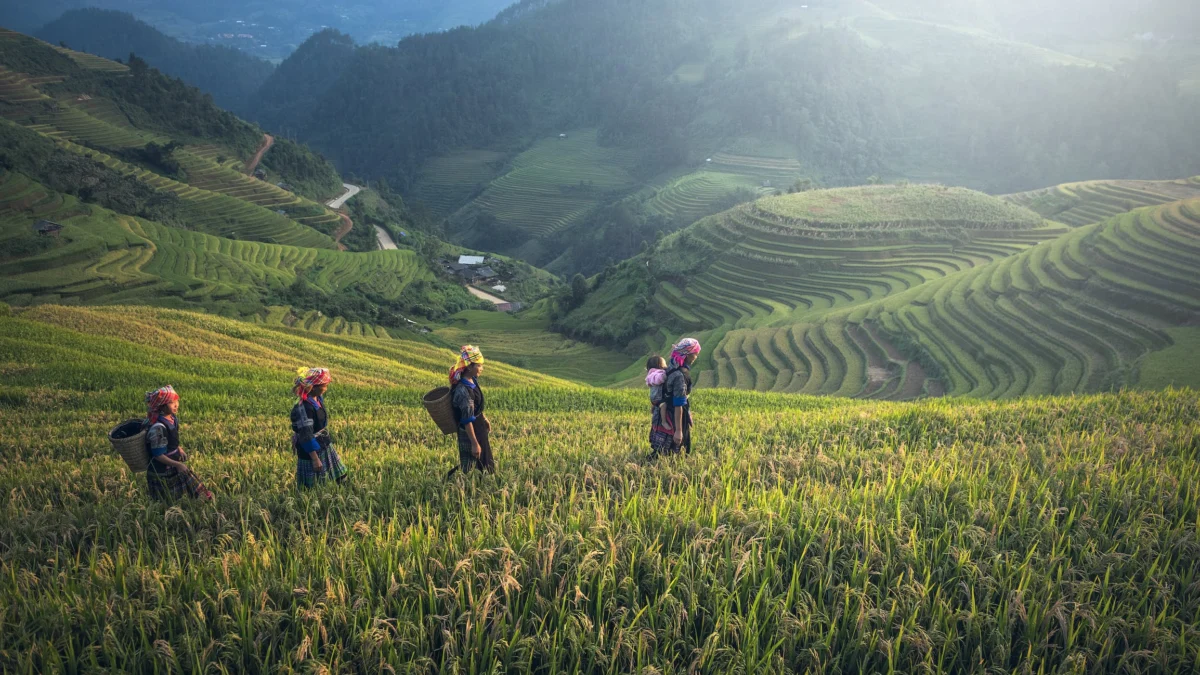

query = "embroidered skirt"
[
  {"left": 147, "top": 469, "right": 213, "bottom": 502},
  {"left": 296, "top": 445, "right": 349, "bottom": 488}
]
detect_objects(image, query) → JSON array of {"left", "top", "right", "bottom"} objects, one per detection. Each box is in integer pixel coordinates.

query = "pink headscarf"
[
  {"left": 294, "top": 367, "right": 331, "bottom": 401},
  {"left": 145, "top": 385, "right": 179, "bottom": 424},
  {"left": 670, "top": 338, "right": 702, "bottom": 367}
]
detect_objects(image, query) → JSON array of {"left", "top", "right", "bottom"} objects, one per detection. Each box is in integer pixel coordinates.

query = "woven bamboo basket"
[
  {"left": 110, "top": 419, "right": 149, "bottom": 472},
  {"left": 423, "top": 387, "right": 457, "bottom": 435}
]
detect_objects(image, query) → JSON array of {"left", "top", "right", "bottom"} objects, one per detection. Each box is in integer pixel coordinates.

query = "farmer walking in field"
[
  {"left": 446, "top": 345, "right": 495, "bottom": 478},
  {"left": 651, "top": 338, "right": 701, "bottom": 457},
  {"left": 144, "top": 386, "right": 214, "bottom": 502},
  {"left": 291, "top": 367, "right": 349, "bottom": 488}
]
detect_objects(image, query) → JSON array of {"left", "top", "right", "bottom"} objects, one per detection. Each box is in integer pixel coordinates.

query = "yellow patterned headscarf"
[{"left": 449, "top": 345, "right": 485, "bottom": 384}]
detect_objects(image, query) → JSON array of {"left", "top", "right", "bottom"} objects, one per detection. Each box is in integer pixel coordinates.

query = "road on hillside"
[
  {"left": 467, "top": 286, "right": 506, "bottom": 305},
  {"left": 327, "top": 183, "right": 362, "bottom": 210},
  {"left": 246, "top": 134, "right": 273, "bottom": 174},
  {"left": 375, "top": 226, "right": 398, "bottom": 250}
]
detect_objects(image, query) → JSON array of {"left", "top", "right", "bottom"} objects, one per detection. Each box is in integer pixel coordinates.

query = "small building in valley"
[
  {"left": 34, "top": 220, "right": 63, "bottom": 236},
  {"left": 458, "top": 255, "right": 486, "bottom": 266}
]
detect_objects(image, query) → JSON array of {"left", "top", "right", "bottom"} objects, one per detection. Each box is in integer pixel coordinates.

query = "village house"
[{"left": 34, "top": 220, "right": 63, "bottom": 236}]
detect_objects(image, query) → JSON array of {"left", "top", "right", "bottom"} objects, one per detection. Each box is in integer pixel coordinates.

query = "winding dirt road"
[
  {"left": 325, "top": 183, "right": 363, "bottom": 251},
  {"left": 245, "top": 134, "right": 273, "bottom": 174}
]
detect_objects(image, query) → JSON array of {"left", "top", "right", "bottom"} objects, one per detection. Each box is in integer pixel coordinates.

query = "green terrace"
[
  {"left": 698, "top": 197, "right": 1200, "bottom": 398},
  {"left": 1004, "top": 178, "right": 1200, "bottom": 228},
  {"left": 0, "top": 171, "right": 427, "bottom": 335}
]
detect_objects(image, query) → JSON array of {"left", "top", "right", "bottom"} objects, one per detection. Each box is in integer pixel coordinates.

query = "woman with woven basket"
[
  {"left": 445, "top": 346, "right": 494, "bottom": 478},
  {"left": 291, "top": 367, "right": 349, "bottom": 488},
  {"left": 144, "top": 386, "right": 214, "bottom": 502}
]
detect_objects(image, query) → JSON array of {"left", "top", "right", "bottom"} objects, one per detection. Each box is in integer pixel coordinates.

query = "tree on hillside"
[{"left": 570, "top": 273, "right": 589, "bottom": 307}]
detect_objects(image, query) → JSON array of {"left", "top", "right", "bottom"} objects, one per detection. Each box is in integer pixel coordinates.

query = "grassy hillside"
[
  {"left": 0, "top": 28, "right": 345, "bottom": 238},
  {"left": 1, "top": 303, "right": 1198, "bottom": 672},
  {"left": 35, "top": 9, "right": 274, "bottom": 116},
  {"left": 563, "top": 183, "right": 1200, "bottom": 398},
  {"left": 1004, "top": 177, "right": 1200, "bottom": 227},
  {"left": 701, "top": 196, "right": 1200, "bottom": 397},
  {"left": 0, "top": 169, "right": 481, "bottom": 331}
]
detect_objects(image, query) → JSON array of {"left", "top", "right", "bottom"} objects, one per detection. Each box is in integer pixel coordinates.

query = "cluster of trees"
[
  {"left": 0, "top": 122, "right": 187, "bottom": 227},
  {"left": 258, "top": 137, "right": 341, "bottom": 202}
]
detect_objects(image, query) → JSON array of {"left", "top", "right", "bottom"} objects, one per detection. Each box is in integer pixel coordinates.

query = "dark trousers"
[{"left": 447, "top": 421, "right": 495, "bottom": 478}]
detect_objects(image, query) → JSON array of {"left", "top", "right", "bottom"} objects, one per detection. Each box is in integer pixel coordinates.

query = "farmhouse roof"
[
  {"left": 458, "top": 255, "right": 486, "bottom": 266},
  {"left": 475, "top": 266, "right": 498, "bottom": 279},
  {"left": 34, "top": 219, "right": 63, "bottom": 234}
]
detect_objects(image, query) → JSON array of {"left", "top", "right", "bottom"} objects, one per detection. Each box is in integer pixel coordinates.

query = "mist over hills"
[{"left": 3, "top": 0, "right": 514, "bottom": 60}]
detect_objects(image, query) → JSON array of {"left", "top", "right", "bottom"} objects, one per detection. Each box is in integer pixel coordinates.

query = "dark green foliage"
[
  {"left": 35, "top": 9, "right": 274, "bottom": 115},
  {"left": 0, "top": 123, "right": 186, "bottom": 226},
  {"left": 570, "top": 273, "right": 589, "bottom": 307},
  {"left": 112, "top": 141, "right": 185, "bottom": 180},
  {"left": 0, "top": 32, "right": 80, "bottom": 76},
  {"left": 44, "top": 55, "right": 261, "bottom": 154},
  {"left": 249, "top": 29, "right": 356, "bottom": 133},
  {"left": 258, "top": 137, "right": 341, "bottom": 202},
  {"left": 272, "top": 269, "right": 477, "bottom": 325}
]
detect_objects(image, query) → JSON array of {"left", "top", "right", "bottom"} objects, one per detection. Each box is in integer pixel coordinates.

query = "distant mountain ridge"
[{"left": 35, "top": 9, "right": 273, "bottom": 116}]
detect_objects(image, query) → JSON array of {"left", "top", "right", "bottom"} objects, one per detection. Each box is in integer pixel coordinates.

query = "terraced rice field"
[
  {"left": 455, "top": 130, "right": 640, "bottom": 238},
  {"left": 1004, "top": 179, "right": 1200, "bottom": 227},
  {"left": 642, "top": 170, "right": 760, "bottom": 224},
  {"left": 0, "top": 57, "right": 342, "bottom": 248},
  {"left": 3, "top": 303, "right": 1199, "bottom": 673},
  {"left": 707, "top": 152, "right": 805, "bottom": 186},
  {"left": 0, "top": 171, "right": 426, "bottom": 333},
  {"left": 410, "top": 149, "right": 505, "bottom": 215},
  {"left": 699, "top": 197, "right": 1200, "bottom": 398},
  {"left": 652, "top": 187, "right": 1057, "bottom": 333}
]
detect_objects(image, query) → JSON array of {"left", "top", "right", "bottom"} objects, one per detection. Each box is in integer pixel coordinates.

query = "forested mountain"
[
  {"left": 35, "top": 10, "right": 274, "bottom": 115},
  {"left": 249, "top": 0, "right": 1200, "bottom": 275},
  {"left": 248, "top": 30, "right": 356, "bottom": 134},
  {"left": 2, "top": 0, "right": 514, "bottom": 61}
]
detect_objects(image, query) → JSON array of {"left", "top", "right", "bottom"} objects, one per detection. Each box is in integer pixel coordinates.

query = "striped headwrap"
[
  {"left": 145, "top": 385, "right": 179, "bottom": 424},
  {"left": 449, "top": 345, "right": 485, "bottom": 385},
  {"left": 294, "top": 367, "right": 331, "bottom": 401},
  {"left": 670, "top": 338, "right": 702, "bottom": 367}
]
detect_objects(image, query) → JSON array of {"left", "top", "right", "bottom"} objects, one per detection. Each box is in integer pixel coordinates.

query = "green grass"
[
  {"left": 0, "top": 171, "right": 431, "bottom": 331},
  {"left": 433, "top": 309, "right": 637, "bottom": 386},
  {"left": 755, "top": 185, "right": 1042, "bottom": 231},
  {"left": 410, "top": 149, "right": 505, "bottom": 215},
  {"left": 452, "top": 129, "right": 641, "bottom": 239},
  {"left": 2, "top": 305, "right": 1198, "bottom": 672},
  {"left": 1137, "top": 327, "right": 1200, "bottom": 390}
]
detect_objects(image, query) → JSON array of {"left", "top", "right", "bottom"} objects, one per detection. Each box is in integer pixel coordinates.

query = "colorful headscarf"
[
  {"left": 670, "top": 338, "right": 702, "bottom": 367},
  {"left": 449, "top": 345, "right": 485, "bottom": 385},
  {"left": 294, "top": 367, "right": 331, "bottom": 401},
  {"left": 145, "top": 385, "right": 179, "bottom": 424}
]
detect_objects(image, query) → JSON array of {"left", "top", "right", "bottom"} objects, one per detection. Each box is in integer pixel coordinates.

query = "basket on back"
[
  {"left": 110, "top": 419, "right": 149, "bottom": 472},
  {"left": 423, "top": 387, "right": 458, "bottom": 435}
]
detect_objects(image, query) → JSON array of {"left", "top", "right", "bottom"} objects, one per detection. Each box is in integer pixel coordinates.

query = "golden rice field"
[{"left": 0, "top": 304, "right": 1198, "bottom": 673}]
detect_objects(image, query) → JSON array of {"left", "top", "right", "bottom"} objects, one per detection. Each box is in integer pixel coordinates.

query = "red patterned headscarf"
[
  {"left": 145, "top": 385, "right": 179, "bottom": 424},
  {"left": 670, "top": 338, "right": 702, "bottom": 367},
  {"left": 294, "top": 367, "right": 331, "bottom": 401}
]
